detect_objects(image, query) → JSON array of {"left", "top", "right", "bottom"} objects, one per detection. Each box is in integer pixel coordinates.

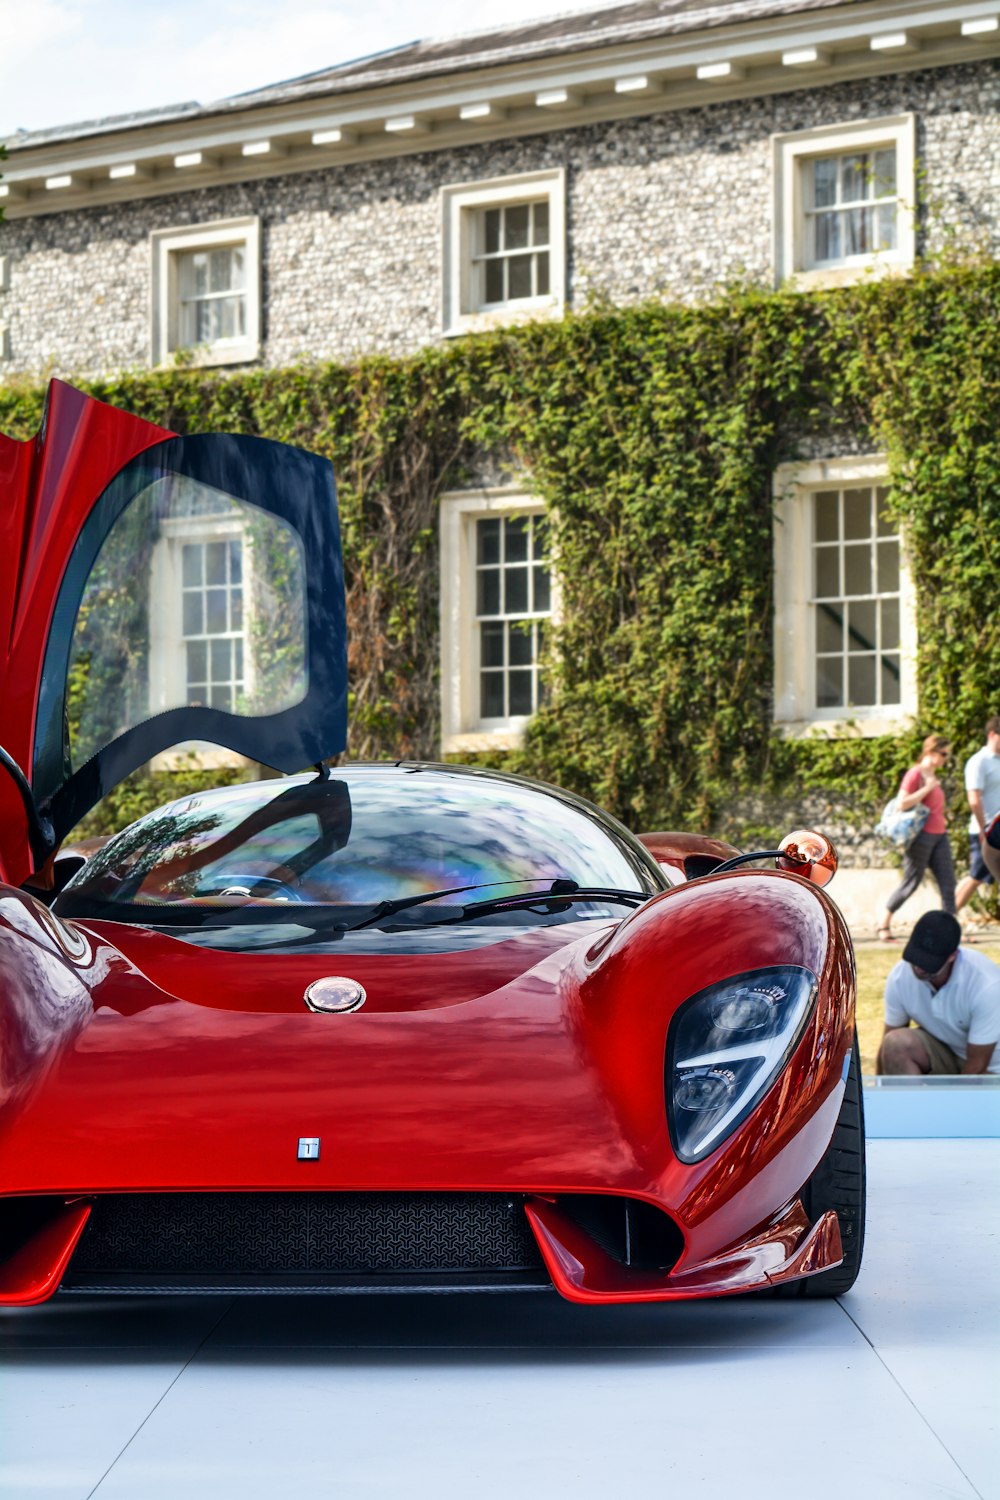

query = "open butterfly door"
[{"left": 0, "top": 381, "right": 347, "bottom": 886}]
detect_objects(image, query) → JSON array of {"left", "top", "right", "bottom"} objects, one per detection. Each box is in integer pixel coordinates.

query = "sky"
[{"left": 0, "top": 0, "right": 628, "bottom": 138}]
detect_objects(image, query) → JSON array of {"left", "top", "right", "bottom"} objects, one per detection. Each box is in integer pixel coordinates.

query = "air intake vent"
[{"left": 68, "top": 1193, "right": 544, "bottom": 1278}]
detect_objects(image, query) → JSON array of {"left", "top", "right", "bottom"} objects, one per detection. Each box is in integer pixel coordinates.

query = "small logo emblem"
[
  {"left": 304, "top": 977, "right": 366, "bottom": 1013},
  {"left": 297, "top": 1137, "right": 321, "bottom": 1160}
]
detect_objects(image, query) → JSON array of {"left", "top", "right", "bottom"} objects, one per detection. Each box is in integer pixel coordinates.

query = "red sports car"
[{"left": 0, "top": 384, "right": 863, "bottom": 1307}]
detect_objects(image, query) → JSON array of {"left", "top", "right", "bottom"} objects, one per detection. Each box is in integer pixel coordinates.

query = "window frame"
[
  {"left": 772, "top": 456, "right": 918, "bottom": 737},
  {"left": 439, "top": 488, "right": 558, "bottom": 752},
  {"left": 441, "top": 170, "right": 565, "bottom": 336},
  {"left": 150, "top": 216, "right": 261, "bottom": 368},
  {"left": 772, "top": 116, "right": 916, "bottom": 288}
]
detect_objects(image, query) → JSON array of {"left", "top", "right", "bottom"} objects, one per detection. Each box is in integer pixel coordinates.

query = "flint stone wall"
[{"left": 1, "top": 61, "right": 998, "bottom": 377}]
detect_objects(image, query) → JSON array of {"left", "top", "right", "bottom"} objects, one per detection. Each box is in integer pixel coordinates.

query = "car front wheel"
[{"left": 789, "top": 1029, "right": 866, "bottom": 1297}]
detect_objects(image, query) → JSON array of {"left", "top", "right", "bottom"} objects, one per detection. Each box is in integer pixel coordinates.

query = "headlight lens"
[{"left": 666, "top": 966, "right": 818, "bottom": 1163}]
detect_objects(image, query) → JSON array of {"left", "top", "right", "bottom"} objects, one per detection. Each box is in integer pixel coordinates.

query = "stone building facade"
[{"left": 2, "top": 2, "right": 998, "bottom": 377}]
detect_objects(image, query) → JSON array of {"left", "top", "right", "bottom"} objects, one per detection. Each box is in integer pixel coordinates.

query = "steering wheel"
[{"left": 197, "top": 875, "right": 308, "bottom": 904}]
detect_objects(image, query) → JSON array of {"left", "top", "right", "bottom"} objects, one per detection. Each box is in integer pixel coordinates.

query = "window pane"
[
  {"left": 183, "top": 592, "right": 204, "bottom": 636},
  {"left": 485, "top": 258, "right": 504, "bottom": 304},
  {"left": 845, "top": 207, "right": 869, "bottom": 256},
  {"left": 481, "top": 621, "right": 504, "bottom": 668},
  {"left": 816, "top": 657, "right": 843, "bottom": 709},
  {"left": 843, "top": 544, "right": 871, "bottom": 596},
  {"left": 881, "top": 543, "right": 905, "bottom": 594},
  {"left": 230, "top": 588, "right": 243, "bottom": 632},
  {"left": 209, "top": 637, "right": 229, "bottom": 681},
  {"left": 508, "top": 254, "right": 533, "bottom": 300},
  {"left": 508, "top": 670, "right": 533, "bottom": 716},
  {"left": 816, "top": 604, "right": 843, "bottom": 654},
  {"left": 228, "top": 539, "right": 243, "bottom": 583},
  {"left": 842, "top": 154, "right": 868, "bottom": 203},
  {"left": 877, "top": 204, "right": 897, "bottom": 250},
  {"left": 210, "top": 685, "right": 233, "bottom": 712},
  {"left": 877, "top": 540, "right": 900, "bottom": 593},
  {"left": 230, "top": 246, "right": 246, "bottom": 289},
  {"left": 533, "top": 565, "right": 551, "bottom": 612},
  {"left": 532, "top": 519, "right": 548, "bottom": 559},
  {"left": 481, "top": 672, "right": 504, "bottom": 719},
  {"left": 815, "top": 547, "right": 839, "bottom": 598},
  {"left": 195, "top": 301, "right": 217, "bottom": 344},
  {"left": 813, "top": 157, "right": 837, "bottom": 208},
  {"left": 505, "top": 204, "right": 530, "bottom": 250},
  {"left": 477, "top": 518, "right": 501, "bottom": 566},
  {"left": 881, "top": 596, "right": 900, "bottom": 650},
  {"left": 532, "top": 201, "right": 549, "bottom": 245},
  {"left": 206, "top": 540, "right": 227, "bottom": 585},
  {"left": 814, "top": 212, "right": 840, "bottom": 263},
  {"left": 535, "top": 251, "right": 550, "bottom": 297},
  {"left": 508, "top": 623, "right": 533, "bottom": 665},
  {"left": 504, "top": 566, "right": 529, "bottom": 614},
  {"left": 477, "top": 569, "right": 501, "bottom": 617},
  {"left": 881, "top": 654, "right": 901, "bottom": 705},
  {"left": 205, "top": 588, "right": 227, "bottom": 633},
  {"left": 876, "top": 489, "right": 894, "bottom": 537},
  {"left": 182, "top": 545, "right": 203, "bottom": 587},
  {"left": 184, "top": 251, "right": 209, "bottom": 298},
  {"left": 235, "top": 639, "right": 244, "bottom": 682},
  {"left": 219, "top": 298, "right": 238, "bottom": 339},
  {"left": 505, "top": 518, "right": 529, "bottom": 561},
  {"left": 209, "top": 249, "right": 232, "bottom": 293},
  {"left": 848, "top": 655, "right": 876, "bottom": 706},
  {"left": 843, "top": 488, "right": 871, "bottom": 540},
  {"left": 484, "top": 209, "right": 501, "bottom": 255},
  {"left": 186, "top": 639, "right": 207, "bottom": 684},
  {"left": 814, "top": 493, "right": 840, "bottom": 542},
  {"left": 847, "top": 599, "right": 877, "bottom": 651},
  {"left": 873, "top": 148, "right": 896, "bottom": 197}
]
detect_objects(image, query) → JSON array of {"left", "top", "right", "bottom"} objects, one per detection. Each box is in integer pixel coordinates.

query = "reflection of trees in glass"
[
  {"left": 66, "top": 473, "right": 307, "bottom": 771},
  {"left": 67, "top": 490, "right": 157, "bottom": 768},
  {"left": 242, "top": 512, "right": 306, "bottom": 717},
  {"left": 77, "top": 807, "right": 225, "bottom": 901}
]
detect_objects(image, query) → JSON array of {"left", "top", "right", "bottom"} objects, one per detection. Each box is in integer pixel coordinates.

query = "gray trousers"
[{"left": 885, "top": 830, "right": 957, "bottom": 915}]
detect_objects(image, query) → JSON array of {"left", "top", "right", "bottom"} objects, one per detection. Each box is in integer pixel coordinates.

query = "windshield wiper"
[{"left": 349, "top": 878, "right": 646, "bottom": 931}]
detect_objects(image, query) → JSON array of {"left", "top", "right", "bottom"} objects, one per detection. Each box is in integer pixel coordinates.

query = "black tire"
[{"left": 786, "top": 1029, "right": 866, "bottom": 1297}]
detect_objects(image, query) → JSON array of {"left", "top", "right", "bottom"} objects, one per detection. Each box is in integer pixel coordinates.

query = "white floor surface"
[{"left": 1, "top": 1140, "right": 997, "bottom": 1500}]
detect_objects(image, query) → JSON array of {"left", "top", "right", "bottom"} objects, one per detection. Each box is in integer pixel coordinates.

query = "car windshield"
[{"left": 57, "top": 767, "right": 659, "bottom": 939}]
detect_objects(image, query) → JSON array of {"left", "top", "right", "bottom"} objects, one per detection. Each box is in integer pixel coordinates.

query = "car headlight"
[{"left": 666, "top": 966, "right": 818, "bottom": 1164}]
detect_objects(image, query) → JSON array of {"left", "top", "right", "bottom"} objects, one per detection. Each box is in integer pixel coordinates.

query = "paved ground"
[{"left": 1, "top": 1139, "right": 996, "bottom": 1500}]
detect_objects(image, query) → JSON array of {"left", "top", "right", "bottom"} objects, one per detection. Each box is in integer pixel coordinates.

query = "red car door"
[{"left": 0, "top": 380, "right": 347, "bottom": 886}]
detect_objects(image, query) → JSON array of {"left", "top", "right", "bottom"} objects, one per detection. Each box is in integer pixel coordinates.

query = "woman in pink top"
[{"left": 877, "top": 734, "right": 956, "bottom": 940}]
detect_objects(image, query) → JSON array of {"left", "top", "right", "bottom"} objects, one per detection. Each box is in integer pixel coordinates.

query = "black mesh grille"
[{"left": 69, "top": 1193, "right": 543, "bottom": 1277}]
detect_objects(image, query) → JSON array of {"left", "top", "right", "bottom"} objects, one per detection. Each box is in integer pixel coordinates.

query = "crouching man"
[{"left": 878, "top": 910, "right": 1000, "bottom": 1076}]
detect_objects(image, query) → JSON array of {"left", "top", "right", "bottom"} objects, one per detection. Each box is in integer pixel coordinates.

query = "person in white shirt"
[
  {"left": 955, "top": 715, "right": 1000, "bottom": 914},
  {"left": 878, "top": 910, "right": 1000, "bottom": 1075},
  {"left": 983, "top": 812, "right": 1000, "bottom": 885}
]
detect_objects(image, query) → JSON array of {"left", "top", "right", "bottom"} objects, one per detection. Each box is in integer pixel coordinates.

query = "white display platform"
[{"left": 2, "top": 1137, "right": 996, "bottom": 1500}]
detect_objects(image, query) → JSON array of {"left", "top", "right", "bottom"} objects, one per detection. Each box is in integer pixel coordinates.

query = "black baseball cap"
[{"left": 902, "top": 911, "right": 962, "bottom": 973}]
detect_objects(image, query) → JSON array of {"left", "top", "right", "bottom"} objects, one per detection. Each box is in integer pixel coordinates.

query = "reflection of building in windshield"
[{"left": 66, "top": 770, "right": 651, "bottom": 912}]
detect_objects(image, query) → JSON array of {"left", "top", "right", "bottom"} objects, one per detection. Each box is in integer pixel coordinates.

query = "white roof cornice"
[{"left": 2, "top": 0, "right": 997, "bottom": 219}]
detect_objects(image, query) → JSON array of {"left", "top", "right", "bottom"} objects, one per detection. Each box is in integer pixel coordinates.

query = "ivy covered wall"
[{"left": 2, "top": 263, "right": 998, "bottom": 848}]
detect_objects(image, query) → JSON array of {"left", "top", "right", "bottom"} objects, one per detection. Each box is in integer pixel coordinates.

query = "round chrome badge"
[{"left": 304, "top": 977, "right": 367, "bottom": 1014}]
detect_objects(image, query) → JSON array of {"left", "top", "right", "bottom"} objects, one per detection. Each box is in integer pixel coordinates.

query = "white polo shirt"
[
  {"left": 885, "top": 948, "right": 1000, "bottom": 1072},
  {"left": 964, "top": 744, "right": 1000, "bottom": 834}
]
